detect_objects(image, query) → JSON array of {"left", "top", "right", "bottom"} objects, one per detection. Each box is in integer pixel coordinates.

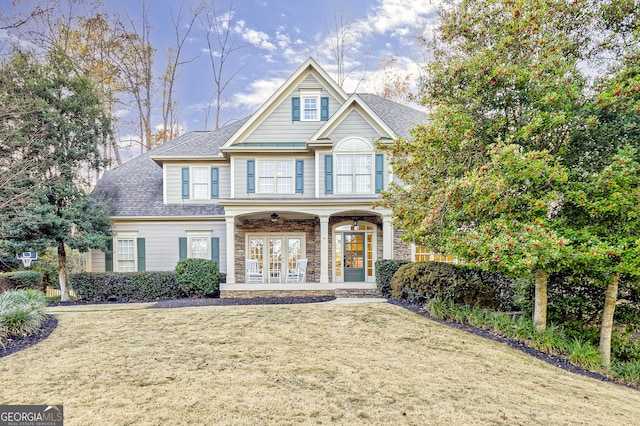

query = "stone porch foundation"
[{"left": 219, "top": 282, "right": 382, "bottom": 299}]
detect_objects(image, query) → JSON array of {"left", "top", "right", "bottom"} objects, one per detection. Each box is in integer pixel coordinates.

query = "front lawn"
[{"left": 1, "top": 303, "right": 639, "bottom": 425}]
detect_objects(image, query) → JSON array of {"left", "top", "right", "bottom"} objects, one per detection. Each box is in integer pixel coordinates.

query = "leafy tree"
[
  {"left": 380, "top": 0, "right": 590, "bottom": 330},
  {"left": 568, "top": 148, "right": 640, "bottom": 366},
  {"left": 0, "top": 50, "right": 112, "bottom": 302}
]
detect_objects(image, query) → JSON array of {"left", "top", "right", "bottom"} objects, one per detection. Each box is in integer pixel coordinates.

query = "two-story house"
[{"left": 90, "top": 57, "right": 427, "bottom": 297}]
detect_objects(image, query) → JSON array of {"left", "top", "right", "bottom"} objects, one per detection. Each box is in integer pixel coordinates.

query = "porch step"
[{"left": 334, "top": 288, "right": 383, "bottom": 298}]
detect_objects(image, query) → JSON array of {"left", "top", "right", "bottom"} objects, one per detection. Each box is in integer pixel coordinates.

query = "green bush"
[
  {"left": 0, "top": 271, "right": 44, "bottom": 292},
  {"left": 375, "top": 259, "right": 411, "bottom": 297},
  {"left": 390, "top": 262, "right": 514, "bottom": 309},
  {"left": 175, "top": 258, "right": 219, "bottom": 298},
  {"left": 71, "top": 272, "right": 182, "bottom": 302},
  {"left": 0, "top": 289, "right": 47, "bottom": 346}
]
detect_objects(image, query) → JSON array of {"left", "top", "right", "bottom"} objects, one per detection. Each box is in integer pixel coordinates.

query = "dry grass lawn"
[{"left": 1, "top": 302, "right": 640, "bottom": 425}]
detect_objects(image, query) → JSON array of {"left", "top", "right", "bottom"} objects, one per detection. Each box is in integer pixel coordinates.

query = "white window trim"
[
  {"left": 300, "top": 89, "right": 321, "bottom": 122},
  {"left": 256, "top": 159, "right": 295, "bottom": 194},
  {"left": 187, "top": 231, "right": 212, "bottom": 259},
  {"left": 191, "top": 166, "right": 210, "bottom": 200},
  {"left": 333, "top": 137, "right": 376, "bottom": 195},
  {"left": 114, "top": 232, "right": 138, "bottom": 272},
  {"left": 335, "top": 153, "right": 374, "bottom": 194}
]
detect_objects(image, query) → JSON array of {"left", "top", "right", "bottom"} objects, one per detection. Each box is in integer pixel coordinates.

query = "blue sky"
[{"left": 3, "top": 0, "right": 440, "bottom": 153}]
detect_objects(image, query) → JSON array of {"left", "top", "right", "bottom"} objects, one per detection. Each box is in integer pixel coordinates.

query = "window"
[
  {"left": 336, "top": 154, "right": 372, "bottom": 194},
  {"left": 188, "top": 233, "right": 210, "bottom": 259},
  {"left": 303, "top": 95, "right": 319, "bottom": 121},
  {"left": 192, "top": 167, "right": 209, "bottom": 200},
  {"left": 257, "top": 160, "right": 293, "bottom": 194},
  {"left": 413, "top": 245, "right": 460, "bottom": 264},
  {"left": 190, "top": 237, "right": 209, "bottom": 259},
  {"left": 116, "top": 239, "right": 135, "bottom": 272},
  {"left": 106, "top": 235, "right": 144, "bottom": 272},
  {"left": 181, "top": 166, "right": 219, "bottom": 200}
]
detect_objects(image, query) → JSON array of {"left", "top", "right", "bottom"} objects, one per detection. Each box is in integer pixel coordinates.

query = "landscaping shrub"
[
  {"left": 0, "top": 289, "right": 47, "bottom": 346},
  {"left": 0, "top": 271, "right": 44, "bottom": 292},
  {"left": 71, "top": 272, "right": 182, "bottom": 302},
  {"left": 375, "top": 259, "right": 411, "bottom": 297},
  {"left": 175, "top": 258, "right": 219, "bottom": 298},
  {"left": 390, "top": 261, "right": 516, "bottom": 309}
]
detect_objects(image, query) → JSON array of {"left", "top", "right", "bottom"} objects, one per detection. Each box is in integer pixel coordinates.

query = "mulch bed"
[
  {"left": 388, "top": 299, "right": 639, "bottom": 391},
  {"left": 0, "top": 315, "right": 57, "bottom": 359}
]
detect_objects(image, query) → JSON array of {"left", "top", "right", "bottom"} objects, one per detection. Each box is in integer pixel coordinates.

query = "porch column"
[
  {"left": 383, "top": 215, "right": 393, "bottom": 260},
  {"left": 320, "top": 216, "right": 329, "bottom": 284},
  {"left": 225, "top": 216, "right": 236, "bottom": 283}
]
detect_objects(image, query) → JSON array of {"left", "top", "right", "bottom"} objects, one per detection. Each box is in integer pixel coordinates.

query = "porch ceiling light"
[
  {"left": 271, "top": 212, "right": 279, "bottom": 223},
  {"left": 353, "top": 218, "right": 358, "bottom": 228}
]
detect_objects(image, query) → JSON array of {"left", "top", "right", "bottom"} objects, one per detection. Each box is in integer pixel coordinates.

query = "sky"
[{"left": 2, "top": 0, "right": 441, "bottom": 158}]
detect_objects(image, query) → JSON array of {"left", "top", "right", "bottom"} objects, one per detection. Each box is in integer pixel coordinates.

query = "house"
[{"left": 89, "top": 58, "right": 427, "bottom": 297}]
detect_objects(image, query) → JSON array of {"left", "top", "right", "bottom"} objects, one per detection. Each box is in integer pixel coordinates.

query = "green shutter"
[
  {"left": 321, "top": 97, "right": 329, "bottom": 121},
  {"left": 247, "top": 160, "right": 255, "bottom": 193},
  {"left": 211, "top": 167, "right": 219, "bottom": 199},
  {"left": 211, "top": 237, "right": 220, "bottom": 266},
  {"left": 137, "top": 238, "right": 146, "bottom": 272},
  {"left": 292, "top": 97, "right": 300, "bottom": 121},
  {"left": 324, "top": 154, "right": 333, "bottom": 194},
  {"left": 181, "top": 167, "right": 190, "bottom": 199},
  {"left": 105, "top": 239, "right": 113, "bottom": 272},
  {"left": 295, "top": 160, "right": 304, "bottom": 193},
  {"left": 375, "top": 153, "right": 384, "bottom": 193},
  {"left": 179, "top": 237, "right": 187, "bottom": 261}
]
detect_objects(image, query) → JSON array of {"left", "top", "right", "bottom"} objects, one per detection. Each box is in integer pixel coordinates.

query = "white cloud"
[
  {"left": 234, "top": 20, "right": 276, "bottom": 51},
  {"left": 364, "top": 0, "right": 440, "bottom": 37},
  {"left": 232, "top": 78, "right": 286, "bottom": 111}
]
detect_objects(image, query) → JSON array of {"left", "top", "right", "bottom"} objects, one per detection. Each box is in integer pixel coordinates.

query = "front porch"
[{"left": 219, "top": 281, "right": 381, "bottom": 299}]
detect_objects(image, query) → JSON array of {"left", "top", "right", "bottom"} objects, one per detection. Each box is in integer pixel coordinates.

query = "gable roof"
[
  {"left": 356, "top": 94, "right": 426, "bottom": 139},
  {"left": 91, "top": 120, "right": 247, "bottom": 217},
  {"left": 222, "top": 57, "right": 349, "bottom": 149},
  {"left": 151, "top": 117, "right": 249, "bottom": 162}
]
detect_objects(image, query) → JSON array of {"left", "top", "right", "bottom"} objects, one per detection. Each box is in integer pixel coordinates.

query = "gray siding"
[
  {"left": 234, "top": 156, "right": 316, "bottom": 199},
  {"left": 166, "top": 164, "right": 230, "bottom": 203},
  {"left": 327, "top": 110, "right": 381, "bottom": 142},
  {"left": 166, "top": 165, "right": 182, "bottom": 203},
  {"left": 90, "top": 221, "right": 228, "bottom": 272},
  {"left": 244, "top": 92, "right": 340, "bottom": 143}
]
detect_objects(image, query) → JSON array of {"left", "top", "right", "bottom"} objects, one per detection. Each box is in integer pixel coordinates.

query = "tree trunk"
[
  {"left": 600, "top": 273, "right": 620, "bottom": 368},
  {"left": 58, "top": 241, "right": 70, "bottom": 302},
  {"left": 533, "top": 269, "right": 548, "bottom": 332}
]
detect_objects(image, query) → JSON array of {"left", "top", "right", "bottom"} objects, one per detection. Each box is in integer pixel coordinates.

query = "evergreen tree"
[{"left": 0, "top": 50, "right": 112, "bottom": 301}]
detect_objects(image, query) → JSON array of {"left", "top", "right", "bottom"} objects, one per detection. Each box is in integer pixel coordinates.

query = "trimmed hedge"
[
  {"left": 0, "top": 271, "right": 44, "bottom": 292},
  {"left": 375, "top": 259, "right": 411, "bottom": 297},
  {"left": 390, "top": 262, "right": 517, "bottom": 310},
  {"left": 71, "top": 272, "right": 182, "bottom": 302},
  {"left": 175, "top": 258, "right": 219, "bottom": 297}
]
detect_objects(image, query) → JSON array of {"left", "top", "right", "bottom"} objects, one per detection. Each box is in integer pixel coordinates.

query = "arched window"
[{"left": 333, "top": 138, "right": 375, "bottom": 194}]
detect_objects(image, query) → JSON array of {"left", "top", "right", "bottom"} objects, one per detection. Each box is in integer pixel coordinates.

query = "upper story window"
[
  {"left": 181, "top": 166, "right": 219, "bottom": 200},
  {"left": 302, "top": 95, "right": 319, "bottom": 121},
  {"left": 258, "top": 160, "right": 294, "bottom": 194},
  {"left": 192, "top": 167, "right": 209, "bottom": 199},
  {"left": 292, "top": 91, "right": 329, "bottom": 122},
  {"left": 336, "top": 154, "right": 371, "bottom": 193},
  {"left": 326, "top": 137, "right": 384, "bottom": 195}
]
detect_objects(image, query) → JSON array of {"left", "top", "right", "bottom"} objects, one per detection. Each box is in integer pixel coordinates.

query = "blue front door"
[{"left": 344, "top": 232, "right": 365, "bottom": 282}]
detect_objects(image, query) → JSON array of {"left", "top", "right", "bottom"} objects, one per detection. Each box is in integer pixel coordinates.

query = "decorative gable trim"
[
  {"left": 309, "top": 94, "right": 396, "bottom": 142},
  {"left": 222, "top": 57, "right": 348, "bottom": 150}
]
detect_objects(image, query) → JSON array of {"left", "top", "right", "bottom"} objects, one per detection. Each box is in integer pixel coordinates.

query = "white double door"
[{"left": 248, "top": 234, "right": 303, "bottom": 283}]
